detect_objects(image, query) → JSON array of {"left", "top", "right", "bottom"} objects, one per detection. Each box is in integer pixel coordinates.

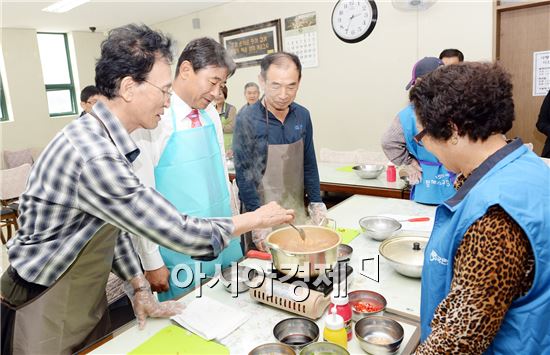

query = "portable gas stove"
[{"left": 249, "top": 264, "right": 353, "bottom": 319}]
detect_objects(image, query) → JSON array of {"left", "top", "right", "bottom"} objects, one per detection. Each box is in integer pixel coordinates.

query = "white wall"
[
  {"left": 0, "top": 1, "right": 493, "bottom": 159},
  {"left": 154, "top": 0, "right": 493, "bottom": 153},
  {"left": 0, "top": 29, "right": 104, "bottom": 157}
]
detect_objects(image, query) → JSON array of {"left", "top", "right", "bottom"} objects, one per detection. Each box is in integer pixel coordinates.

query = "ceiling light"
[{"left": 42, "top": 0, "right": 90, "bottom": 13}]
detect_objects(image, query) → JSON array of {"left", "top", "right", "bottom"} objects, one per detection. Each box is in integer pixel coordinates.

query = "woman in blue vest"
[
  {"left": 410, "top": 62, "right": 550, "bottom": 354},
  {"left": 382, "top": 57, "right": 456, "bottom": 205}
]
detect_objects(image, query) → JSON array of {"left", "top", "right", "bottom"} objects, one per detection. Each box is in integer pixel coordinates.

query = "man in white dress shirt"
[{"left": 131, "top": 37, "right": 241, "bottom": 300}]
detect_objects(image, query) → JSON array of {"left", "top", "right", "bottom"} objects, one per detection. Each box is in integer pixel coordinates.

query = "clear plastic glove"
[
  {"left": 253, "top": 201, "right": 295, "bottom": 229},
  {"left": 308, "top": 202, "right": 327, "bottom": 225},
  {"left": 251, "top": 228, "right": 272, "bottom": 252},
  {"left": 128, "top": 274, "right": 184, "bottom": 330},
  {"left": 405, "top": 160, "right": 423, "bottom": 185}
]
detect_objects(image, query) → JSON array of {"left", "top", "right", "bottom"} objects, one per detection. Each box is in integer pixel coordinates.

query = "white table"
[{"left": 91, "top": 195, "right": 436, "bottom": 354}]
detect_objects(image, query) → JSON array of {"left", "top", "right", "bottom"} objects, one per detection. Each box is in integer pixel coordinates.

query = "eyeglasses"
[
  {"left": 144, "top": 80, "right": 172, "bottom": 99},
  {"left": 414, "top": 128, "right": 428, "bottom": 146}
]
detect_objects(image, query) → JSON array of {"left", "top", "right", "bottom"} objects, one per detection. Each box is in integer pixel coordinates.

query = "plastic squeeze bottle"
[
  {"left": 329, "top": 292, "right": 353, "bottom": 340},
  {"left": 323, "top": 307, "right": 348, "bottom": 349},
  {"left": 386, "top": 162, "right": 397, "bottom": 182}
]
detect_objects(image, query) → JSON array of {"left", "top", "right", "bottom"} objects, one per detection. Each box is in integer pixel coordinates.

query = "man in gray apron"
[
  {"left": 233, "top": 52, "right": 327, "bottom": 251},
  {"left": 0, "top": 24, "right": 294, "bottom": 355}
]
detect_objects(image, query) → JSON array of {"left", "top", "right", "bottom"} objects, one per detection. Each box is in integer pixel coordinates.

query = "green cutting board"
[
  {"left": 336, "top": 165, "right": 354, "bottom": 172},
  {"left": 337, "top": 227, "right": 360, "bottom": 244},
  {"left": 129, "top": 325, "right": 229, "bottom": 355}
]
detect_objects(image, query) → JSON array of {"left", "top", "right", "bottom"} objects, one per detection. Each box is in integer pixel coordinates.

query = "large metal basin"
[{"left": 265, "top": 226, "right": 341, "bottom": 279}]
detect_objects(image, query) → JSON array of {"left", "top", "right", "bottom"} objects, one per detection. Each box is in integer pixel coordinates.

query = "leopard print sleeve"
[{"left": 415, "top": 205, "right": 534, "bottom": 354}]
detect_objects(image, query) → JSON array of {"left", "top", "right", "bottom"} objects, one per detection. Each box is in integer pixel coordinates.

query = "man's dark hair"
[
  {"left": 80, "top": 85, "right": 100, "bottom": 102},
  {"left": 175, "top": 37, "right": 236, "bottom": 78},
  {"left": 95, "top": 24, "right": 173, "bottom": 99},
  {"left": 438, "top": 48, "right": 464, "bottom": 62},
  {"left": 409, "top": 62, "right": 514, "bottom": 142},
  {"left": 221, "top": 85, "right": 228, "bottom": 99},
  {"left": 260, "top": 52, "right": 302, "bottom": 80},
  {"left": 244, "top": 82, "right": 259, "bottom": 91}
]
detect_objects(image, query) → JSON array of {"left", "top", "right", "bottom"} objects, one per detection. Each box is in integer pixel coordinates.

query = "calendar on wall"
[
  {"left": 284, "top": 12, "right": 318, "bottom": 69},
  {"left": 534, "top": 50, "right": 550, "bottom": 96}
]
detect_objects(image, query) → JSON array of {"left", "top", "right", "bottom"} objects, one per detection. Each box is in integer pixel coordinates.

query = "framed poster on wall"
[{"left": 219, "top": 19, "right": 282, "bottom": 68}]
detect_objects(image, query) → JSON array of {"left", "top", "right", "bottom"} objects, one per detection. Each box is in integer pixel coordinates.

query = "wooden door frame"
[{"left": 494, "top": 0, "right": 550, "bottom": 61}]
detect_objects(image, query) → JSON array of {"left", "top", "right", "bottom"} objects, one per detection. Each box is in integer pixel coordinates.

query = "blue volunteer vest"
[
  {"left": 420, "top": 140, "right": 550, "bottom": 354},
  {"left": 399, "top": 104, "right": 456, "bottom": 205},
  {"left": 154, "top": 107, "right": 243, "bottom": 301}
]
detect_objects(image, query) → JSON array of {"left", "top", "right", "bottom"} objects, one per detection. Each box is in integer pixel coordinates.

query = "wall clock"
[{"left": 331, "top": 0, "right": 378, "bottom": 43}]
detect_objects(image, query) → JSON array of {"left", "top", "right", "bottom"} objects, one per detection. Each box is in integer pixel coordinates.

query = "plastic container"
[
  {"left": 386, "top": 163, "right": 396, "bottom": 182},
  {"left": 323, "top": 307, "right": 348, "bottom": 350},
  {"left": 329, "top": 292, "right": 352, "bottom": 340}
]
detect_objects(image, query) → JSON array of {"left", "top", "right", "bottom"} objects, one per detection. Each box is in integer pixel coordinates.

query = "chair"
[
  {"left": 0, "top": 163, "right": 31, "bottom": 208},
  {"left": 1, "top": 207, "right": 18, "bottom": 244},
  {"left": 0, "top": 164, "right": 31, "bottom": 242}
]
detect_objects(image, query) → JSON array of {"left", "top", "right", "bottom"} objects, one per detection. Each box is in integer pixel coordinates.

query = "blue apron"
[
  {"left": 399, "top": 104, "right": 456, "bottom": 205},
  {"left": 420, "top": 141, "right": 550, "bottom": 354},
  {"left": 154, "top": 108, "right": 243, "bottom": 301}
]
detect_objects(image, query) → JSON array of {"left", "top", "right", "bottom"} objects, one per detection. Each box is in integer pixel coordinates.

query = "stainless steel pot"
[
  {"left": 266, "top": 225, "right": 341, "bottom": 279},
  {"left": 378, "top": 236, "right": 428, "bottom": 278}
]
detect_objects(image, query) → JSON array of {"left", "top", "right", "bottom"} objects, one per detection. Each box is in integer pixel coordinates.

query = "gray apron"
[
  {"left": 2, "top": 112, "right": 126, "bottom": 354},
  {"left": 3, "top": 223, "right": 119, "bottom": 354},
  {"left": 258, "top": 101, "right": 307, "bottom": 224},
  {"left": 258, "top": 139, "right": 306, "bottom": 223}
]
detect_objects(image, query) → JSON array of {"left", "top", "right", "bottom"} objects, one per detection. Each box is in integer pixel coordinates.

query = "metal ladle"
[{"left": 289, "top": 223, "right": 306, "bottom": 242}]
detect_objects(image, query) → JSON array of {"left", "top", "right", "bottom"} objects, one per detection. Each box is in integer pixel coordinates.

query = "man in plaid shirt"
[{"left": 1, "top": 24, "right": 293, "bottom": 353}]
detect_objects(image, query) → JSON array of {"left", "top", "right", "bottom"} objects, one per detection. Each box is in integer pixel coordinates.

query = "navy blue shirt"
[{"left": 233, "top": 100, "right": 322, "bottom": 211}]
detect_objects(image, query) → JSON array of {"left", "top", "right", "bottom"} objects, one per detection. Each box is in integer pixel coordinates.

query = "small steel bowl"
[
  {"left": 349, "top": 290, "right": 387, "bottom": 322},
  {"left": 330, "top": 263, "right": 354, "bottom": 291},
  {"left": 221, "top": 265, "right": 258, "bottom": 293},
  {"left": 337, "top": 244, "right": 353, "bottom": 262},
  {"left": 249, "top": 343, "right": 296, "bottom": 355},
  {"left": 353, "top": 164, "right": 385, "bottom": 179},
  {"left": 359, "top": 216, "right": 402, "bottom": 241},
  {"left": 299, "top": 341, "right": 350, "bottom": 355},
  {"left": 273, "top": 317, "right": 319, "bottom": 350},
  {"left": 355, "top": 316, "right": 404, "bottom": 354}
]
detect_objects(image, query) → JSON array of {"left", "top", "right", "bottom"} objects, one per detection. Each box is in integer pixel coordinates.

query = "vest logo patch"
[{"left": 430, "top": 250, "right": 448, "bottom": 265}]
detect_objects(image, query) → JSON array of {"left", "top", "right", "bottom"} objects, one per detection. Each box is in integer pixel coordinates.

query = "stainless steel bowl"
[
  {"left": 353, "top": 164, "right": 385, "bottom": 179},
  {"left": 337, "top": 244, "right": 353, "bottom": 262},
  {"left": 355, "top": 316, "right": 404, "bottom": 354},
  {"left": 331, "top": 263, "right": 354, "bottom": 291},
  {"left": 273, "top": 317, "right": 319, "bottom": 350},
  {"left": 349, "top": 290, "right": 387, "bottom": 322},
  {"left": 299, "top": 341, "right": 350, "bottom": 355},
  {"left": 221, "top": 265, "right": 258, "bottom": 293},
  {"left": 359, "top": 216, "right": 402, "bottom": 241},
  {"left": 379, "top": 236, "right": 428, "bottom": 278},
  {"left": 249, "top": 343, "right": 296, "bottom": 355}
]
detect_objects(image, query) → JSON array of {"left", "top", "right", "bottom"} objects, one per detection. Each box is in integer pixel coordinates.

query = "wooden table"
[{"left": 229, "top": 162, "right": 410, "bottom": 200}]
